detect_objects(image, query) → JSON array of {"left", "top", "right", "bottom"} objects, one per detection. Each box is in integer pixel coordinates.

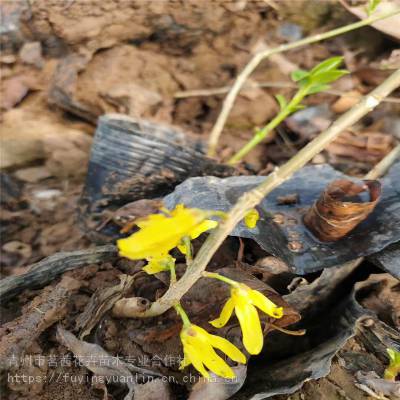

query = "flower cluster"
[
  {"left": 117, "top": 204, "right": 285, "bottom": 379},
  {"left": 117, "top": 204, "right": 219, "bottom": 274}
]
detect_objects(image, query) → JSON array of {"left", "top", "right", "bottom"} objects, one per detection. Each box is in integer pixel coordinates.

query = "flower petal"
[
  {"left": 142, "top": 254, "right": 174, "bottom": 275},
  {"left": 135, "top": 213, "right": 167, "bottom": 228},
  {"left": 117, "top": 205, "right": 209, "bottom": 260},
  {"left": 184, "top": 343, "right": 210, "bottom": 378},
  {"left": 180, "top": 324, "right": 242, "bottom": 379},
  {"left": 249, "top": 289, "right": 283, "bottom": 319},
  {"left": 179, "top": 353, "right": 192, "bottom": 369},
  {"left": 208, "top": 334, "right": 246, "bottom": 364},
  {"left": 235, "top": 301, "right": 263, "bottom": 355},
  {"left": 244, "top": 209, "right": 259, "bottom": 229},
  {"left": 209, "top": 298, "right": 235, "bottom": 328},
  {"left": 177, "top": 242, "right": 187, "bottom": 255},
  {"left": 195, "top": 340, "right": 235, "bottom": 379},
  {"left": 189, "top": 219, "right": 218, "bottom": 240}
]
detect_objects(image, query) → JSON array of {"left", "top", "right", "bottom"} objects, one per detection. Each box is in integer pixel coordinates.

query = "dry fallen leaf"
[
  {"left": 331, "top": 90, "right": 363, "bottom": 113},
  {"left": 340, "top": 0, "right": 400, "bottom": 42},
  {"left": 304, "top": 179, "right": 381, "bottom": 242},
  {"left": 327, "top": 131, "right": 393, "bottom": 163}
]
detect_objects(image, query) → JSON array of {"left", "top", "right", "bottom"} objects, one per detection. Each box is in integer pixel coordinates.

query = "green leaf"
[
  {"left": 291, "top": 69, "right": 309, "bottom": 82},
  {"left": 367, "top": 0, "right": 381, "bottom": 15},
  {"left": 310, "top": 56, "right": 345, "bottom": 75},
  {"left": 275, "top": 94, "right": 287, "bottom": 110},
  {"left": 310, "top": 69, "right": 349, "bottom": 85}
]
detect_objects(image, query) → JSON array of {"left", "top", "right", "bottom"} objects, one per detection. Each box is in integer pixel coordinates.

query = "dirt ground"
[{"left": 1, "top": 1, "right": 400, "bottom": 400}]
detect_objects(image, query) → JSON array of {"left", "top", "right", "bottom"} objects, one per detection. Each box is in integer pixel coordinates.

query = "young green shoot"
[
  {"left": 367, "top": 0, "right": 381, "bottom": 16},
  {"left": 227, "top": 56, "right": 349, "bottom": 164}
]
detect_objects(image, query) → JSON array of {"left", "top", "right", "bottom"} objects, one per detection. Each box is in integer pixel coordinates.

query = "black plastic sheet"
[
  {"left": 79, "top": 114, "right": 234, "bottom": 242},
  {"left": 164, "top": 163, "right": 400, "bottom": 274},
  {"left": 368, "top": 241, "right": 400, "bottom": 279}
]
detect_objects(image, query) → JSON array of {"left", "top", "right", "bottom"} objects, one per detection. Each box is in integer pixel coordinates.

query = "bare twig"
[
  {"left": 174, "top": 81, "right": 400, "bottom": 104},
  {"left": 206, "top": 9, "right": 400, "bottom": 156},
  {"left": 364, "top": 144, "right": 400, "bottom": 179},
  {"left": 0, "top": 245, "right": 117, "bottom": 301},
  {"left": 126, "top": 68, "right": 400, "bottom": 318}
]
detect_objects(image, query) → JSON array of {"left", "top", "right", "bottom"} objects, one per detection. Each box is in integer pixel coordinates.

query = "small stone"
[
  {"left": 19, "top": 42, "right": 44, "bottom": 68},
  {"left": 14, "top": 166, "right": 52, "bottom": 183},
  {"left": 278, "top": 22, "right": 303, "bottom": 42}
]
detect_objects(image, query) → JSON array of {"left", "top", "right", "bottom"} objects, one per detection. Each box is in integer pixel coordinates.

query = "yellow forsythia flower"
[
  {"left": 143, "top": 254, "right": 175, "bottom": 275},
  {"left": 210, "top": 284, "right": 283, "bottom": 355},
  {"left": 180, "top": 324, "right": 246, "bottom": 379},
  {"left": 244, "top": 208, "right": 259, "bottom": 229},
  {"left": 177, "top": 219, "right": 218, "bottom": 254},
  {"left": 384, "top": 348, "right": 400, "bottom": 381},
  {"left": 117, "top": 204, "right": 217, "bottom": 260}
]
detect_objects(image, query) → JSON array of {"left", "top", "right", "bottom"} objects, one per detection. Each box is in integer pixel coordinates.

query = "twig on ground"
[
  {"left": 0, "top": 245, "right": 117, "bottom": 301},
  {"left": 124, "top": 68, "right": 400, "bottom": 318},
  {"left": 206, "top": 9, "right": 400, "bottom": 156}
]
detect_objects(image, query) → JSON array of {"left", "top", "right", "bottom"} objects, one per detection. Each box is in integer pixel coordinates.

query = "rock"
[
  {"left": 14, "top": 166, "right": 52, "bottom": 183},
  {"left": 278, "top": 22, "right": 303, "bottom": 42},
  {"left": 19, "top": 42, "right": 44, "bottom": 68},
  {"left": 0, "top": 75, "right": 36, "bottom": 111},
  {"left": 286, "top": 105, "right": 333, "bottom": 139},
  {"left": 0, "top": 0, "right": 30, "bottom": 51},
  {"left": 43, "top": 129, "right": 92, "bottom": 178},
  {"left": 49, "top": 46, "right": 177, "bottom": 122},
  {"left": 0, "top": 106, "right": 92, "bottom": 170},
  {"left": 2, "top": 241, "right": 32, "bottom": 261},
  {"left": 135, "top": 380, "right": 172, "bottom": 400},
  {"left": 0, "top": 109, "right": 45, "bottom": 168},
  {"left": 99, "top": 82, "right": 162, "bottom": 118},
  {"left": 228, "top": 88, "right": 278, "bottom": 128}
]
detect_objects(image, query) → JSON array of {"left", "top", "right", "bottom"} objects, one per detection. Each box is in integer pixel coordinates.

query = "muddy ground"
[{"left": 1, "top": 1, "right": 400, "bottom": 400}]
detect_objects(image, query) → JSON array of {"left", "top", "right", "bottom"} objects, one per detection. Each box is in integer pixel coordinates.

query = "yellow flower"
[
  {"left": 384, "top": 348, "right": 400, "bottom": 381},
  {"left": 177, "top": 219, "right": 218, "bottom": 254},
  {"left": 117, "top": 204, "right": 217, "bottom": 260},
  {"left": 142, "top": 254, "right": 175, "bottom": 275},
  {"left": 180, "top": 324, "right": 246, "bottom": 379},
  {"left": 210, "top": 284, "right": 283, "bottom": 355},
  {"left": 244, "top": 208, "right": 259, "bottom": 229}
]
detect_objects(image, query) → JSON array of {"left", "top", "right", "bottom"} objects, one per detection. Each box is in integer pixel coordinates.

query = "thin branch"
[
  {"left": 174, "top": 81, "right": 400, "bottom": 104},
  {"left": 364, "top": 144, "right": 400, "bottom": 179},
  {"left": 128, "top": 68, "right": 400, "bottom": 318},
  {"left": 206, "top": 9, "right": 400, "bottom": 156},
  {"left": 0, "top": 245, "right": 117, "bottom": 302}
]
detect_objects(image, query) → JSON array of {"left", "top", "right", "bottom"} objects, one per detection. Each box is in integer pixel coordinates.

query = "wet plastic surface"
[
  {"left": 164, "top": 162, "right": 400, "bottom": 274},
  {"left": 368, "top": 241, "right": 400, "bottom": 279},
  {"left": 79, "top": 114, "right": 234, "bottom": 241},
  {"left": 235, "top": 295, "right": 366, "bottom": 399}
]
